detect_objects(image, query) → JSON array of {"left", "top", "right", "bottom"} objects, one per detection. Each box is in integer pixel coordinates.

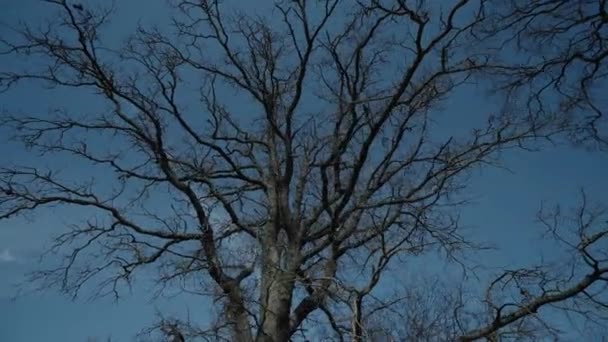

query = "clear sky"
[{"left": 1, "top": 1, "right": 607, "bottom": 341}]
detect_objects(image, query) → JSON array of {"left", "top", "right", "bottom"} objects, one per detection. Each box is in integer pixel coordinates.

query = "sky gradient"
[{"left": 1, "top": 1, "right": 608, "bottom": 341}]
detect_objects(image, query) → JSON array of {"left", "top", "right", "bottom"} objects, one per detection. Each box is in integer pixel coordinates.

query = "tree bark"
[{"left": 256, "top": 241, "right": 296, "bottom": 342}]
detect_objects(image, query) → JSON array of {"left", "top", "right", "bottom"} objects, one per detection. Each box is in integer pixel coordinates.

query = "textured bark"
[
  {"left": 351, "top": 295, "right": 364, "bottom": 342},
  {"left": 257, "top": 265, "right": 295, "bottom": 342}
]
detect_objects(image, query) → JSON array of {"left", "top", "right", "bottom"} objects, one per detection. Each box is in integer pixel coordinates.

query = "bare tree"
[
  {"left": 456, "top": 192, "right": 608, "bottom": 341},
  {"left": 335, "top": 192, "right": 608, "bottom": 342},
  {"left": 0, "top": 1, "right": 606, "bottom": 341},
  {"left": 475, "top": 0, "right": 608, "bottom": 148}
]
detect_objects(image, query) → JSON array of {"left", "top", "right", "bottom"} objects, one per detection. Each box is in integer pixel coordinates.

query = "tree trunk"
[
  {"left": 352, "top": 295, "right": 364, "bottom": 342},
  {"left": 225, "top": 287, "right": 254, "bottom": 342},
  {"left": 256, "top": 241, "right": 296, "bottom": 342}
]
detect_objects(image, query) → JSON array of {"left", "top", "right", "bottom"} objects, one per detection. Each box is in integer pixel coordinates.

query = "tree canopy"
[{"left": 1, "top": 1, "right": 607, "bottom": 341}]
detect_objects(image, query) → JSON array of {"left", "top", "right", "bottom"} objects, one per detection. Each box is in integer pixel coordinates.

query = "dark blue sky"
[{"left": 1, "top": 1, "right": 607, "bottom": 341}]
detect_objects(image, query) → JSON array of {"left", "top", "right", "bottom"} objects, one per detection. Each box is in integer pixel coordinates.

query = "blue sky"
[{"left": 1, "top": 1, "right": 608, "bottom": 341}]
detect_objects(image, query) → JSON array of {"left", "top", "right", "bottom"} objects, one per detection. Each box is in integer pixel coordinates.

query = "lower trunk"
[
  {"left": 256, "top": 241, "right": 296, "bottom": 342},
  {"left": 352, "top": 295, "right": 364, "bottom": 342},
  {"left": 226, "top": 293, "right": 254, "bottom": 342}
]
